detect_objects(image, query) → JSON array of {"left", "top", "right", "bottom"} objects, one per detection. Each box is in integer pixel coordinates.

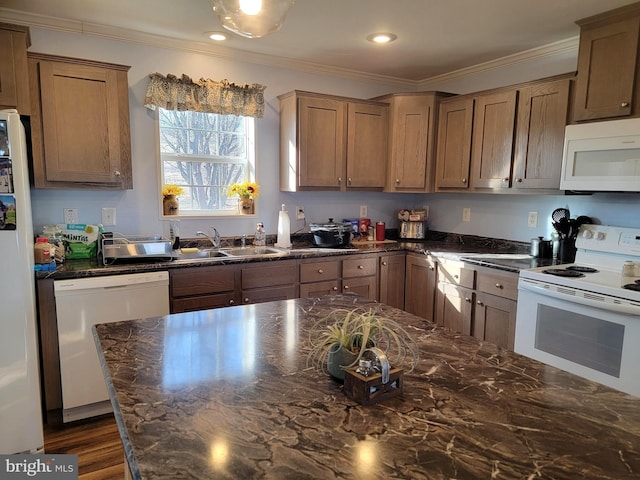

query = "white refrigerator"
[{"left": 0, "top": 109, "right": 45, "bottom": 453}]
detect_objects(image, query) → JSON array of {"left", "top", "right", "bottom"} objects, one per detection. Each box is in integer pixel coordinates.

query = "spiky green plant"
[{"left": 306, "top": 307, "right": 419, "bottom": 375}]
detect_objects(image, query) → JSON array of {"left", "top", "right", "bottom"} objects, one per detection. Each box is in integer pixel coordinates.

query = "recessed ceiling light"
[
  {"left": 207, "top": 31, "right": 228, "bottom": 41},
  {"left": 366, "top": 33, "right": 397, "bottom": 44}
]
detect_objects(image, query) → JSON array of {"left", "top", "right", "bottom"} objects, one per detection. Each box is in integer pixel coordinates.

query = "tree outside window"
[{"left": 158, "top": 107, "right": 255, "bottom": 215}]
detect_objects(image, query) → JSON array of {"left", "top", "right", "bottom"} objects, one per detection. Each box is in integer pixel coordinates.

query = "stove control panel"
[{"left": 577, "top": 224, "right": 640, "bottom": 255}]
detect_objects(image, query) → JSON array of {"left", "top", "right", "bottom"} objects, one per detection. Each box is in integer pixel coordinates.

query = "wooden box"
[{"left": 343, "top": 367, "right": 404, "bottom": 405}]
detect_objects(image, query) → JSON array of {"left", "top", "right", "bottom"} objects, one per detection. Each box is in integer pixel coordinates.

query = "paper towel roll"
[{"left": 275, "top": 204, "right": 292, "bottom": 248}]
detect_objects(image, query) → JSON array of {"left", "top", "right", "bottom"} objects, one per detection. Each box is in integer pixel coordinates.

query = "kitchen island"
[{"left": 93, "top": 294, "right": 639, "bottom": 480}]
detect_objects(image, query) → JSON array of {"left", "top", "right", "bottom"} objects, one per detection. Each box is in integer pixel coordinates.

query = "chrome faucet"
[{"left": 196, "top": 227, "right": 221, "bottom": 249}]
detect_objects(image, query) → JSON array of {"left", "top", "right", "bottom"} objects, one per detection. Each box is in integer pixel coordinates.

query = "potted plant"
[
  {"left": 307, "top": 306, "right": 419, "bottom": 380},
  {"left": 227, "top": 181, "right": 260, "bottom": 214}
]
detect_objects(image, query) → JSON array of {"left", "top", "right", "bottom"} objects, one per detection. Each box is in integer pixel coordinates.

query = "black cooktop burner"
[
  {"left": 623, "top": 283, "right": 640, "bottom": 291},
  {"left": 566, "top": 266, "right": 599, "bottom": 273},
  {"left": 542, "top": 268, "right": 585, "bottom": 278}
]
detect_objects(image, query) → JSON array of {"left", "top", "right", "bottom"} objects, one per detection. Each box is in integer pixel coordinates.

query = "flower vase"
[
  {"left": 238, "top": 195, "right": 254, "bottom": 215},
  {"left": 163, "top": 195, "right": 179, "bottom": 216},
  {"left": 326, "top": 344, "right": 358, "bottom": 381}
]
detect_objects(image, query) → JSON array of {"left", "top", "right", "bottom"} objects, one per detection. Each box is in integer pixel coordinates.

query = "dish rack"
[{"left": 100, "top": 232, "right": 173, "bottom": 265}]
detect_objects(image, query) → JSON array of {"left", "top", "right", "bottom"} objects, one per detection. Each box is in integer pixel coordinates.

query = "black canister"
[{"left": 530, "top": 237, "right": 553, "bottom": 258}]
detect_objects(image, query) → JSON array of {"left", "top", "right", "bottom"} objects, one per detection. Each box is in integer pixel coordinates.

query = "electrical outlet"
[
  {"left": 295, "top": 206, "right": 305, "bottom": 220},
  {"left": 527, "top": 211, "right": 538, "bottom": 228},
  {"left": 63, "top": 208, "right": 78, "bottom": 224},
  {"left": 102, "top": 207, "right": 116, "bottom": 226},
  {"left": 359, "top": 205, "right": 368, "bottom": 218},
  {"left": 462, "top": 207, "right": 471, "bottom": 222}
]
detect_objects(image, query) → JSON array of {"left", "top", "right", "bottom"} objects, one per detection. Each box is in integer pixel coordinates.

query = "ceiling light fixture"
[
  {"left": 366, "top": 33, "right": 397, "bottom": 44},
  {"left": 210, "top": 0, "right": 296, "bottom": 39},
  {"left": 207, "top": 31, "right": 228, "bottom": 41}
]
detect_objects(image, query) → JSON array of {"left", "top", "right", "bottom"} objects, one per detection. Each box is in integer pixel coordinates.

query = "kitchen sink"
[
  {"left": 175, "top": 249, "right": 232, "bottom": 260},
  {"left": 221, "top": 246, "right": 289, "bottom": 257}
]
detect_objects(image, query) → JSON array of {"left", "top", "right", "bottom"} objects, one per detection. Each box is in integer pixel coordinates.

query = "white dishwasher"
[{"left": 54, "top": 271, "right": 170, "bottom": 422}]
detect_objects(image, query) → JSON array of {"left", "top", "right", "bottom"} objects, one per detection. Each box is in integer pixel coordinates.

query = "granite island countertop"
[{"left": 93, "top": 294, "right": 639, "bottom": 480}]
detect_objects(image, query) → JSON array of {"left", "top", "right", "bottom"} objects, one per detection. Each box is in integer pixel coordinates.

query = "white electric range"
[{"left": 515, "top": 224, "right": 640, "bottom": 397}]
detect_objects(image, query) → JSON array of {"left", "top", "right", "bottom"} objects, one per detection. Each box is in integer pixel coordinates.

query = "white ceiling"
[{"left": 1, "top": 0, "right": 637, "bottom": 84}]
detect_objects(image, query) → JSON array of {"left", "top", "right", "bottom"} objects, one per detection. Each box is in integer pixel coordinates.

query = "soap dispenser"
[
  {"left": 254, "top": 222, "right": 266, "bottom": 246},
  {"left": 275, "top": 204, "right": 292, "bottom": 248}
]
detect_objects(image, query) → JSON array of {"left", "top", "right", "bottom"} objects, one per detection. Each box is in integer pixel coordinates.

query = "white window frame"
[{"left": 156, "top": 108, "right": 256, "bottom": 219}]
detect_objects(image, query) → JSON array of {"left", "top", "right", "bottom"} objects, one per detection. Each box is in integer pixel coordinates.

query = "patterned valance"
[{"left": 144, "top": 73, "right": 266, "bottom": 118}]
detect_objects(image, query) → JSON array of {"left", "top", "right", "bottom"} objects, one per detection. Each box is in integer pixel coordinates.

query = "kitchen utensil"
[
  {"left": 309, "top": 218, "right": 353, "bottom": 247},
  {"left": 551, "top": 208, "right": 571, "bottom": 238}
]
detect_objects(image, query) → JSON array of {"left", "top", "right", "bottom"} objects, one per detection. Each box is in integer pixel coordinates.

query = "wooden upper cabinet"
[
  {"left": 297, "top": 95, "right": 345, "bottom": 188},
  {"left": 345, "top": 101, "right": 387, "bottom": 188},
  {"left": 279, "top": 90, "right": 388, "bottom": 192},
  {"left": 374, "top": 92, "right": 451, "bottom": 192},
  {"left": 434, "top": 97, "right": 474, "bottom": 190},
  {"left": 0, "top": 23, "right": 31, "bottom": 114},
  {"left": 471, "top": 90, "right": 517, "bottom": 190},
  {"left": 513, "top": 78, "right": 570, "bottom": 190},
  {"left": 573, "top": 4, "right": 640, "bottom": 122},
  {"left": 28, "top": 53, "right": 132, "bottom": 189}
]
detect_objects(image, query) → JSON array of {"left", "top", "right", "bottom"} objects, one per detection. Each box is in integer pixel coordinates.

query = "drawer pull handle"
[
  {"left": 465, "top": 297, "right": 471, "bottom": 303},
  {"left": 382, "top": 261, "right": 387, "bottom": 266},
  {"left": 503, "top": 177, "right": 509, "bottom": 182},
  {"left": 348, "top": 177, "right": 352, "bottom": 185},
  {"left": 344, "top": 285, "right": 350, "bottom": 290},
  {"left": 454, "top": 274, "right": 459, "bottom": 279},
  {"left": 622, "top": 102, "right": 630, "bottom": 107},
  {"left": 461, "top": 178, "right": 467, "bottom": 184},
  {"left": 114, "top": 170, "right": 122, "bottom": 177},
  {"left": 332, "top": 286, "right": 338, "bottom": 291},
  {"left": 229, "top": 299, "right": 235, "bottom": 305},
  {"left": 358, "top": 265, "right": 364, "bottom": 269},
  {"left": 476, "top": 300, "right": 484, "bottom": 306},
  {"left": 515, "top": 178, "right": 523, "bottom": 183},
  {"left": 318, "top": 269, "right": 324, "bottom": 274},
  {"left": 429, "top": 266, "right": 434, "bottom": 271},
  {"left": 244, "top": 297, "right": 250, "bottom": 303},
  {"left": 338, "top": 177, "right": 342, "bottom": 184},
  {"left": 495, "top": 283, "right": 503, "bottom": 289}
]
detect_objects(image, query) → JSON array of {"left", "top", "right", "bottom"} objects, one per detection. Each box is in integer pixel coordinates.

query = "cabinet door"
[
  {"left": 346, "top": 102, "right": 388, "bottom": 188},
  {"left": 404, "top": 253, "right": 437, "bottom": 321},
  {"left": 0, "top": 27, "right": 30, "bottom": 113},
  {"left": 298, "top": 96, "right": 346, "bottom": 188},
  {"left": 513, "top": 79, "right": 570, "bottom": 190},
  {"left": 242, "top": 285, "right": 297, "bottom": 304},
  {"left": 379, "top": 253, "right": 405, "bottom": 309},
  {"left": 342, "top": 275, "right": 377, "bottom": 300},
  {"left": 299, "top": 280, "right": 339, "bottom": 298},
  {"left": 573, "top": 16, "right": 640, "bottom": 121},
  {"left": 473, "top": 292, "right": 517, "bottom": 351},
  {"left": 343, "top": 256, "right": 377, "bottom": 278},
  {"left": 387, "top": 95, "right": 433, "bottom": 191},
  {"left": 471, "top": 90, "right": 517, "bottom": 190},
  {"left": 435, "top": 98, "right": 474, "bottom": 190},
  {"left": 435, "top": 283, "right": 473, "bottom": 335},
  {"left": 34, "top": 59, "right": 131, "bottom": 188}
]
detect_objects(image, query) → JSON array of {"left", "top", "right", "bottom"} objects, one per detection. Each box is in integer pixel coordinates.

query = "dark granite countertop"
[
  {"left": 93, "top": 295, "right": 640, "bottom": 480},
  {"left": 37, "top": 231, "right": 562, "bottom": 280}
]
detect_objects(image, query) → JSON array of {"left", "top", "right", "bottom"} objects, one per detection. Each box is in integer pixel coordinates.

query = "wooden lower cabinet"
[
  {"left": 170, "top": 264, "right": 240, "bottom": 313},
  {"left": 299, "top": 280, "right": 340, "bottom": 297},
  {"left": 435, "top": 282, "right": 473, "bottom": 335},
  {"left": 379, "top": 252, "right": 406, "bottom": 309},
  {"left": 404, "top": 253, "right": 437, "bottom": 321},
  {"left": 299, "top": 255, "right": 378, "bottom": 301},
  {"left": 473, "top": 292, "right": 517, "bottom": 350}
]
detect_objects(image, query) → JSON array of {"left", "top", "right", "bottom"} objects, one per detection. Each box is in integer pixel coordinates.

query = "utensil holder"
[{"left": 558, "top": 238, "right": 576, "bottom": 263}]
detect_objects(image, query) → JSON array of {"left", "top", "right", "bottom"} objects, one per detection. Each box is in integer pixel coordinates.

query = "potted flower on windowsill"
[
  {"left": 307, "top": 306, "right": 419, "bottom": 381},
  {"left": 162, "top": 184, "right": 184, "bottom": 216},
  {"left": 228, "top": 181, "right": 260, "bottom": 215}
]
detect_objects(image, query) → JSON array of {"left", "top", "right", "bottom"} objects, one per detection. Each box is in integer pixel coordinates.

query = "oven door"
[{"left": 515, "top": 278, "right": 640, "bottom": 397}]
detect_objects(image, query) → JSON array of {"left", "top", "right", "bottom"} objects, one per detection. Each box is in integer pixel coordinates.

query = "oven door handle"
[{"left": 519, "top": 280, "right": 640, "bottom": 315}]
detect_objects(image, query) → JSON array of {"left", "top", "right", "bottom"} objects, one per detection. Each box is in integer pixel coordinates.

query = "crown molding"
[
  {"left": 417, "top": 36, "right": 579, "bottom": 90},
  {"left": 1, "top": 7, "right": 577, "bottom": 90}
]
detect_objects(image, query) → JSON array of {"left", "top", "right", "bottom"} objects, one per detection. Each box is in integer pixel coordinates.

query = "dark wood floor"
[{"left": 44, "top": 414, "right": 124, "bottom": 480}]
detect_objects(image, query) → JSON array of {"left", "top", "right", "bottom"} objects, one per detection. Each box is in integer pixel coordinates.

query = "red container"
[
  {"left": 375, "top": 222, "right": 385, "bottom": 241},
  {"left": 358, "top": 218, "right": 371, "bottom": 235}
]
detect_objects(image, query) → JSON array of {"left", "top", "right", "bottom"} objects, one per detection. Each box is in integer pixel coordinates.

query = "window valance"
[{"left": 144, "top": 73, "right": 266, "bottom": 118}]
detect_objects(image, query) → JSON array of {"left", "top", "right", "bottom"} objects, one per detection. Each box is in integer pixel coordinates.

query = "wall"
[{"left": 27, "top": 28, "right": 640, "bottom": 243}]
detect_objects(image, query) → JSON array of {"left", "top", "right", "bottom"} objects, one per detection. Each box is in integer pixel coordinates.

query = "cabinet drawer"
[
  {"left": 437, "top": 259, "right": 475, "bottom": 289},
  {"left": 299, "top": 280, "right": 340, "bottom": 298},
  {"left": 242, "top": 285, "right": 298, "bottom": 304},
  {"left": 476, "top": 268, "right": 518, "bottom": 301},
  {"left": 241, "top": 260, "right": 297, "bottom": 289},
  {"left": 171, "top": 265, "right": 237, "bottom": 297},
  {"left": 172, "top": 293, "right": 237, "bottom": 313},
  {"left": 342, "top": 256, "right": 377, "bottom": 278},
  {"left": 299, "top": 260, "right": 340, "bottom": 283}
]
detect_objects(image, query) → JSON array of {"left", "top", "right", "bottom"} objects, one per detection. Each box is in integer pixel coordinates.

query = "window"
[{"left": 158, "top": 107, "right": 255, "bottom": 216}]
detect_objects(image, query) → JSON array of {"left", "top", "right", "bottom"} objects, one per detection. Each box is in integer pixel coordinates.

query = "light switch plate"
[
  {"left": 360, "top": 205, "right": 368, "bottom": 218},
  {"left": 462, "top": 207, "right": 471, "bottom": 222},
  {"left": 102, "top": 207, "right": 116, "bottom": 226}
]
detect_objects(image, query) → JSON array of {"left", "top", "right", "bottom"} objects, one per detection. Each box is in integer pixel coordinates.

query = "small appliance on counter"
[
  {"left": 100, "top": 232, "right": 173, "bottom": 265},
  {"left": 398, "top": 208, "right": 427, "bottom": 239},
  {"left": 309, "top": 218, "right": 352, "bottom": 247}
]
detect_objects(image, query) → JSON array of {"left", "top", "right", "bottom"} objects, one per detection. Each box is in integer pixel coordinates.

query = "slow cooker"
[{"left": 309, "top": 219, "right": 353, "bottom": 247}]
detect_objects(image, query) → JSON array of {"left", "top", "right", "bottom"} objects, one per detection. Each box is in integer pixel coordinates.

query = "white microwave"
[{"left": 560, "top": 117, "right": 640, "bottom": 192}]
